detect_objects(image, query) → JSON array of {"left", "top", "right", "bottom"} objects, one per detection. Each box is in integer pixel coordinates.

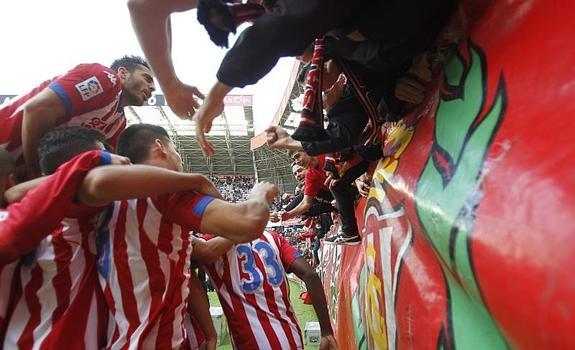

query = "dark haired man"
[
  {"left": 98, "top": 123, "right": 277, "bottom": 349},
  {"left": 0, "top": 55, "right": 155, "bottom": 178},
  {"left": 2, "top": 127, "right": 229, "bottom": 349}
]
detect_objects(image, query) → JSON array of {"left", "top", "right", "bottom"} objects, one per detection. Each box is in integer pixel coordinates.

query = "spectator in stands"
[
  {"left": 210, "top": 175, "right": 255, "bottom": 202},
  {"left": 271, "top": 161, "right": 336, "bottom": 223},
  {"left": 281, "top": 153, "right": 329, "bottom": 221},
  {"left": 281, "top": 149, "right": 363, "bottom": 245},
  {"left": 127, "top": 0, "right": 455, "bottom": 157},
  {"left": 266, "top": 68, "right": 381, "bottom": 245}
]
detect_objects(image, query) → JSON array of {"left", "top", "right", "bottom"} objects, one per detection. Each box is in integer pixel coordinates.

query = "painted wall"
[{"left": 320, "top": 1, "right": 575, "bottom": 348}]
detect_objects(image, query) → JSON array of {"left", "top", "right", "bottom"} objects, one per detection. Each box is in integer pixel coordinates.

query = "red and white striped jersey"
[
  {"left": 97, "top": 193, "right": 214, "bottom": 350},
  {"left": 183, "top": 313, "right": 205, "bottom": 350},
  {"left": 0, "top": 259, "right": 18, "bottom": 341},
  {"left": 0, "top": 207, "right": 18, "bottom": 341},
  {"left": 3, "top": 205, "right": 108, "bottom": 350},
  {"left": 0, "top": 63, "right": 124, "bottom": 167},
  {"left": 1, "top": 150, "right": 114, "bottom": 349},
  {"left": 202, "top": 231, "right": 304, "bottom": 350}
]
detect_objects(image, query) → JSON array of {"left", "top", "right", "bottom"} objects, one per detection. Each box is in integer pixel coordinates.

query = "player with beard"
[{"left": 0, "top": 55, "right": 155, "bottom": 179}]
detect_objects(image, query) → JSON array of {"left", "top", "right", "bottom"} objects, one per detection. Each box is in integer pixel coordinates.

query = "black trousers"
[{"left": 331, "top": 160, "right": 370, "bottom": 236}]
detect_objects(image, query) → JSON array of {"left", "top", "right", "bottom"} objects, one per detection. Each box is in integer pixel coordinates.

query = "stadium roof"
[
  {"left": 126, "top": 95, "right": 256, "bottom": 177},
  {"left": 124, "top": 61, "right": 306, "bottom": 195}
]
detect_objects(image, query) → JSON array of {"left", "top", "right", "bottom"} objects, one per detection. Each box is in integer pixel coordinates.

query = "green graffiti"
[
  {"left": 415, "top": 42, "right": 507, "bottom": 349},
  {"left": 352, "top": 269, "right": 368, "bottom": 350}
]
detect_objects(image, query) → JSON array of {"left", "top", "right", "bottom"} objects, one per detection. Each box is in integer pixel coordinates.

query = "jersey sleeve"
[
  {"left": 274, "top": 232, "right": 302, "bottom": 272},
  {"left": 154, "top": 192, "right": 216, "bottom": 232},
  {"left": 48, "top": 63, "right": 121, "bottom": 120},
  {"left": 0, "top": 150, "right": 110, "bottom": 265}
]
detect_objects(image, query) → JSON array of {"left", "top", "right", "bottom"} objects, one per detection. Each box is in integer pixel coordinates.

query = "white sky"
[{"left": 0, "top": 0, "right": 295, "bottom": 134}]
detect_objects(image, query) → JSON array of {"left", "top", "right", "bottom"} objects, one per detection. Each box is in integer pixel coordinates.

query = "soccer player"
[
  {"left": 97, "top": 124, "right": 277, "bottom": 349},
  {"left": 0, "top": 55, "right": 155, "bottom": 178},
  {"left": 2, "top": 127, "right": 226, "bottom": 349},
  {"left": 199, "top": 230, "right": 338, "bottom": 349}
]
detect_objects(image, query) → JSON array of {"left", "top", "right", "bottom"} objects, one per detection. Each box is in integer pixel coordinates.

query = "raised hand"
[
  {"left": 193, "top": 82, "right": 230, "bottom": 156},
  {"left": 250, "top": 181, "right": 279, "bottom": 205},
  {"left": 164, "top": 81, "right": 205, "bottom": 119}
]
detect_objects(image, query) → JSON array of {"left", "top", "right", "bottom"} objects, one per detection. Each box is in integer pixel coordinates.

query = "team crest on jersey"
[
  {"left": 75, "top": 76, "right": 104, "bottom": 101},
  {"left": 0, "top": 211, "right": 8, "bottom": 221},
  {"left": 103, "top": 70, "right": 118, "bottom": 86}
]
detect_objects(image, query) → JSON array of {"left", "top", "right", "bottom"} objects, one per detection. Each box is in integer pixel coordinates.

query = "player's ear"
[
  {"left": 116, "top": 66, "right": 129, "bottom": 81},
  {"left": 153, "top": 139, "right": 169, "bottom": 157}
]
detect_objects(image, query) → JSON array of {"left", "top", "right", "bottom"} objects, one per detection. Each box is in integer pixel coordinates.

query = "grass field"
[{"left": 207, "top": 280, "right": 320, "bottom": 349}]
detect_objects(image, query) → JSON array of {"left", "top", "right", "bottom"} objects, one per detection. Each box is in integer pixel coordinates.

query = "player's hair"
[
  {"left": 0, "top": 148, "right": 15, "bottom": 180},
  {"left": 38, "top": 127, "right": 107, "bottom": 175},
  {"left": 110, "top": 55, "right": 150, "bottom": 72},
  {"left": 117, "top": 124, "right": 171, "bottom": 164}
]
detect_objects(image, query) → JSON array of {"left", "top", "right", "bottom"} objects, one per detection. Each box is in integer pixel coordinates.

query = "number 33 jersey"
[{"left": 201, "top": 231, "right": 304, "bottom": 350}]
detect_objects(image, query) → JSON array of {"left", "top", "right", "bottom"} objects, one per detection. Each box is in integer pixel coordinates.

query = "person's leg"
[
  {"left": 326, "top": 160, "right": 371, "bottom": 245},
  {"left": 306, "top": 201, "right": 336, "bottom": 217},
  {"left": 312, "top": 237, "right": 320, "bottom": 266}
]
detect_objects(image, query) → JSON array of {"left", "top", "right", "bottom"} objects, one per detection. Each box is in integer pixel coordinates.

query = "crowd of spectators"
[{"left": 210, "top": 175, "right": 255, "bottom": 202}]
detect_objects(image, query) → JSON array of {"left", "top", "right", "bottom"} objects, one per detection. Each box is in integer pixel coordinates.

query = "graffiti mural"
[
  {"left": 347, "top": 38, "right": 507, "bottom": 349},
  {"left": 320, "top": 1, "right": 575, "bottom": 348},
  {"left": 356, "top": 121, "right": 415, "bottom": 350},
  {"left": 320, "top": 241, "right": 343, "bottom": 327},
  {"left": 413, "top": 40, "right": 507, "bottom": 349}
]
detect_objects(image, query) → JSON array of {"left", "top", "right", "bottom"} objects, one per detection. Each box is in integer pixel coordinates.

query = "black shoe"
[{"left": 324, "top": 232, "right": 361, "bottom": 245}]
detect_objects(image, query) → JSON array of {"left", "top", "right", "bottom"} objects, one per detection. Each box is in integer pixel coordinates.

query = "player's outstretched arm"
[
  {"left": 78, "top": 165, "right": 221, "bottom": 207},
  {"left": 290, "top": 257, "right": 339, "bottom": 350},
  {"left": 3, "top": 176, "right": 48, "bottom": 204},
  {"left": 192, "top": 237, "right": 234, "bottom": 265},
  {"left": 200, "top": 182, "right": 278, "bottom": 243},
  {"left": 128, "top": 0, "right": 204, "bottom": 119},
  {"left": 4, "top": 153, "right": 130, "bottom": 203}
]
